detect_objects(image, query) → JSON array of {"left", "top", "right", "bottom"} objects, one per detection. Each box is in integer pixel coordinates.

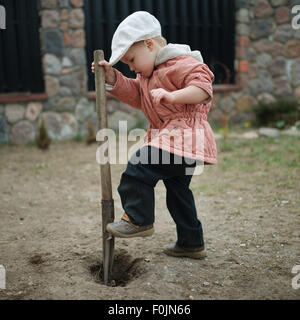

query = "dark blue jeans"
[{"left": 117, "top": 147, "right": 204, "bottom": 248}]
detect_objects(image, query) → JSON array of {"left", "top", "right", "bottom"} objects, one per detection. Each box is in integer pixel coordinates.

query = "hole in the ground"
[{"left": 89, "top": 249, "right": 145, "bottom": 287}]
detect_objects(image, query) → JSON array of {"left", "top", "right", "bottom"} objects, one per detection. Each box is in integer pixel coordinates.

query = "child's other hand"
[
  {"left": 91, "top": 60, "right": 116, "bottom": 86},
  {"left": 150, "top": 88, "right": 175, "bottom": 105}
]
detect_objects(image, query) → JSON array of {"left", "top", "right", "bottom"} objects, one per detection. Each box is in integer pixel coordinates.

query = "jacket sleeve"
[
  {"left": 171, "top": 57, "right": 215, "bottom": 104},
  {"left": 106, "top": 69, "right": 142, "bottom": 110}
]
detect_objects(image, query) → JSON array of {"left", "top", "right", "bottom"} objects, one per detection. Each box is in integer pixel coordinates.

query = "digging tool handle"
[
  {"left": 94, "top": 50, "right": 115, "bottom": 285},
  {"left": 94, "top": 50, "right": 112, "bottom": 200}
]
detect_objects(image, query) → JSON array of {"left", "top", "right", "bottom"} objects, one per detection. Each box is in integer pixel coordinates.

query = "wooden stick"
[{"left": 94, "top": 50, "right": 115, "bottom": 286}]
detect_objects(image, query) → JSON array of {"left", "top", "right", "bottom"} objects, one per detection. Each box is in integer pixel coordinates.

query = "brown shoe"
[
  {"left": 163, "top": 243, "right": 206, "bottom": 259},
  {"left": 106, "top": 213, "right": 154, "bottom": 238}
]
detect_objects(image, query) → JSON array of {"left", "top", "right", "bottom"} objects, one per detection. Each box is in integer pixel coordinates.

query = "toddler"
[{"left": 91, "top": 11, "right": 217, "bottom": 259}]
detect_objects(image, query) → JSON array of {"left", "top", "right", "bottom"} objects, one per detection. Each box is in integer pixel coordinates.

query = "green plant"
[
  {"left": 36, "top": 119, "right": 51, "bottom": 150},
  {"left": 85, "top": 123, "right": 96, "bottom": 145},
  {"left": 135, "top": 117, "right": 148, "bottom": 129},
  {"left": 241, "top": 121, "right": 252, "bottom": 129},
  {"left": 220, "top": 142, "right": 234, "bottom": 152},
  {"left": 276, "top": 120, "right": 285, "bottom": 129},
  {"left": 211, "top": 123, "right": 222, "bottom": 132},
  {"left": 74, "top": 133, "right": 84, "bottom": 142},
  {"left": 25, "top": 141, "right": 37, "bottom": 148},
  {"left": 253, "top": 98, "right": 299, "bottom": 128}
]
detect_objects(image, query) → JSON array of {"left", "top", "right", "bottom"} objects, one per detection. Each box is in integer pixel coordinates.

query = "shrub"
[
  {"left": 252, "top": 98, "right": 299, "bottom": 129},
  {"left": 36, "top": 119, "right": 51, "bottom": 150},
  {"left": 85, "top": 123, "right": 96, "bottom": 145}
]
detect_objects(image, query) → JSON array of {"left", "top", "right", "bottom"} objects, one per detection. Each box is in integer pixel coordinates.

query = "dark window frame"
[{"left": 0, "top": 0, "right": 45, "bottom": 94}]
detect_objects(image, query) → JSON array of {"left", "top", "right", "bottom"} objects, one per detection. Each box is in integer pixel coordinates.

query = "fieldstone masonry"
[
  {"left": 0, "top": 0, "right": 90, "bottom": 144},
  {"left": 208, "top": 0, "right": 300, "bottom": 127},
  {"left": 0, "top": 0, "right": 299, "bottom": 144}
]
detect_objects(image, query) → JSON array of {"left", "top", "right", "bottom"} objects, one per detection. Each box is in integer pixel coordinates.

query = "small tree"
[
  {"left": 36, "top": 118, "right": 51, "bottom": 150},
  {"left": 86, "top": 122, "right": 96, "bottom": 145}
]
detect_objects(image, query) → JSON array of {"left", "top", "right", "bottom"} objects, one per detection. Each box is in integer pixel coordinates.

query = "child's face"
[{"left": 120, "top": 40, "right": 157, "bottom": 78}]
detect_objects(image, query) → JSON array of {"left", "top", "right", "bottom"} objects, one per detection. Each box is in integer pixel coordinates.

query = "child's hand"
[
  {"left": 91, "top": 60, "right": 116, "bottom": 86},
  {"left": 150, "top": 88, "right": 175, "bottom": 105}
]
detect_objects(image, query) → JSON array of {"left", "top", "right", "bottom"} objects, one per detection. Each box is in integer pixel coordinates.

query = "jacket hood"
[{"left": 154, "top": 43, "right": 204, "bottom": 66}]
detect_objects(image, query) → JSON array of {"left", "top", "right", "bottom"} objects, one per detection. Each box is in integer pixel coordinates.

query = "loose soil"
[{"left": 0, "top": 133, "right": 299, "bottom": 300}]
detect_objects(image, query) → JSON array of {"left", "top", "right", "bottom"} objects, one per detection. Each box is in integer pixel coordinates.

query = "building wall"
[
  {"left": 0, "top": 0, "right": 90, "bottom": 144},
  {"left": 0, "top": 0, "right": 299, "bottom": 145},
  {"left": 209, "top": 0, "right": 300, "bottom": 127}
]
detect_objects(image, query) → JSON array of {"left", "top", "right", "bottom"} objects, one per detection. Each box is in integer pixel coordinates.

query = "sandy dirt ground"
[{"left": 0, "top": 133, "right": 299, "bottom": 300}]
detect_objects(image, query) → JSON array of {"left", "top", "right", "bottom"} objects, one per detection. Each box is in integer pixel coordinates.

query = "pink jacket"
[{"left": 108, "top": 55, "right": 217, "bottom": 165}]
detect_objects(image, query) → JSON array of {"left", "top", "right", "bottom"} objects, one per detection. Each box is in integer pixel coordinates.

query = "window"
[
  {"left": 0, "top": 0, "right": 44, "bottom": 94},
  {"left": 84, "top": 0, "right": 236, "bottom": 91}
]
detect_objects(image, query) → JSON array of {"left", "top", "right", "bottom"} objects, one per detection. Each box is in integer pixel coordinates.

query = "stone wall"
[
  {"left": 0, "top": 0, "right": 90, "bottom": 144},
  {"left": 0, "top": 0, "right": 146, "bottom": 144},
  {"left": 208, "top": 0, "right": 300, "bottom": 127},
  {"left": 0, "top": 0, "right": 300, "bottom": 145}
]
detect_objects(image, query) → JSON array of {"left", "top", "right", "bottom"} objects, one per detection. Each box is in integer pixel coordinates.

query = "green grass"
[
  {"left": 191, "top": 135, "right": 300, "bottom": 198},
  {"left": 217, "top": 136, "right": 300, "bottom": 171},
  {"left": 73, "top": 134, "right": 84, "bottom": 143},
  {"left": 190, "top": 184, "right": 209, "bottom": 193},
  {"left": 25, "top": 141, "right": 37, "bottom": 148},
  {"left": 219, "top": 142, "right": 235, "bottom": 153}
]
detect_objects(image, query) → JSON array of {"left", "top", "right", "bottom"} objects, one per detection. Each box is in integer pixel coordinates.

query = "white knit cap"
[{"left": 109, "top": 11, "right": 162, "bottom": 66}]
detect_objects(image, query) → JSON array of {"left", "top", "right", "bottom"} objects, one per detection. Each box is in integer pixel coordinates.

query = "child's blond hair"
[
  {"left": 134, "top": 36, "right": 167, "bottom": 48},
  {"left": 153, "top": 36, "right": 167, "bottom": 47}
]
